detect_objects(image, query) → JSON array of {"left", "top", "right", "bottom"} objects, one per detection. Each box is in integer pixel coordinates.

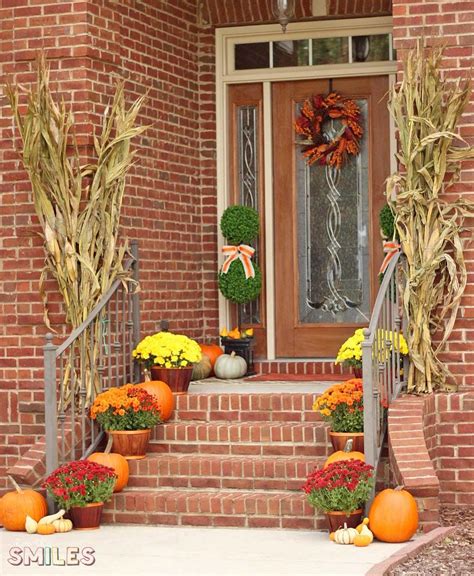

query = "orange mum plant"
[
  {"left": 90, "top": 384, "right": 162, "bottom": 431},
  {"left": 313, "top": 379, "right": 364, "bottom": 433}
]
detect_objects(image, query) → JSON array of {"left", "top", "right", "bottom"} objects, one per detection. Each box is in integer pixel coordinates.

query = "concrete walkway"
[{"left": 1, "top": 525, "right": 408, "bottom": 576}]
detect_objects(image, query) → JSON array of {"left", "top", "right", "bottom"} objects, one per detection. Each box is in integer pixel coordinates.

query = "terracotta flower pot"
[
  {"left": 353, "top": 367, "right": 363, "bottom": 378},
  {"left": 69, "top": 502, "right": 104, "bottom": 530},
  {"left": 108, "top": 429, "right": 151, "bottom": 460},
  {"left": 150, "top": 366, "right": 193, "bottom": 395},
  {"left": 329, "top": 431, "right": 364, "bottom": 453},
  {"left": 326, "top": 508, "right": 363, "bottom": 532}
]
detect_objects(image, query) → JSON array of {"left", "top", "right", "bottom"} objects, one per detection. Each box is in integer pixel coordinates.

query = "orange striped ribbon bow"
[
  {"left": 221, "top": 244, "right": 256, "bottom": 279},
  {"left": 379, "top": 240, "right": 401, "bottom": 275}
]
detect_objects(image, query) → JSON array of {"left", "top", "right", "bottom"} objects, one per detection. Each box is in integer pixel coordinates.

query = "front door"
[{"left": 273, "top": 76, "right": 389, "bottom": 357}]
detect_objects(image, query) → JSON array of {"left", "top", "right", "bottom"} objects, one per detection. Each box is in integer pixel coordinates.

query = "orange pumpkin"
[
  {"left": 2, "top": 476, "right": 48, "bottom": 531},
  {"left": 368, "top": 487, "right": 419, "bottom": 543},
  {"left": 324, "top": 439, "right": 365, "bottom": 469},
  {"left": 136, "top": 380, "right": 174, "bottom": 421},
  {"left": 199, "top": 343, "right": 223, "bottom": 374},
  {"left": 88, "top": 437, "right": 129, "bottom": 493}
]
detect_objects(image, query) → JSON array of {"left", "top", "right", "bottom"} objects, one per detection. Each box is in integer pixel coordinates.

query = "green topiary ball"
[
  {"left": 218, "top": 260, "right": 262, "bottom": 304},
  {"left": 379, "top": 204, "right": 396, "bottom": 239},
  {"left": 220, "top": 205, "right": 259, "bottom": 244}
]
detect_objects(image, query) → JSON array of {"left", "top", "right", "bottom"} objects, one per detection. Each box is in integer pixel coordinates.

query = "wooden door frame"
[{"left": 216, "top": 19, "right": 397, "bottom": 360}]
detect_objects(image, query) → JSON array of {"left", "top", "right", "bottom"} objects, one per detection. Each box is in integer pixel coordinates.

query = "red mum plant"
[
  {"left": 42, "top": 460, "right": 116, "bottom": 510},
  {"left": 302, "top": 459, "right": 374, "bottom": 514}
]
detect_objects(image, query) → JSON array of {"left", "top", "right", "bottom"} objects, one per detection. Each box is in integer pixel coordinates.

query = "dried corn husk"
[
  {"left": 387, "top": 42, "right": 474, "bottom": 393},
  {"left": 5, "top": 53, "right": 147, "bottom": 403}
]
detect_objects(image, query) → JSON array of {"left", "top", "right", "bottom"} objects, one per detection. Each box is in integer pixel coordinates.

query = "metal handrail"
[
  {"left": 44, "top": 241, "right": 140, "bottom": 480},
  {"left": 362, "top": 250, "right": 406, "bottom": 477}
]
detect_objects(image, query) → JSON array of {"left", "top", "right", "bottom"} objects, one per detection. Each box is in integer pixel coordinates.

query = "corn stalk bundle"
[
  {"left": 387, "top": 43, "right": 474, "bottom": 393},
  {"left": 5, "top": 54, "right": 147, "bottom": 403}
]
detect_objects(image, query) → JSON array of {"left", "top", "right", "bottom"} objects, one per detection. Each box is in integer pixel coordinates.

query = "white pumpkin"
[
  {"left": 214, "top": 352, "right": 247, "bottom": 379},
  {"left": 334, "top": 523, "right": 358, "bottom": 545}
]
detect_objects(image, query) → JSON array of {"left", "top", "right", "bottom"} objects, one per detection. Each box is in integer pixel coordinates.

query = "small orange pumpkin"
[
  {"left": 369, "top": 487, "right": 419, "bottom": 543},
  {"left": 324, "top": 439, "right": 365, "bottom": 469},
  {"left": 2, "top": 476, "right": 48, "bottom": 532},
  {"left": 88, "top": 437, "right": 129, "bottom": 492},
  {"left": 37, "top": 523, "right": 55, "bottom": 535},
  {"left": 136, "top": 380, "right": 174, "bottom": 421},
  {"left": 329, "top": 531, "right": 336, "bottom": 541}
]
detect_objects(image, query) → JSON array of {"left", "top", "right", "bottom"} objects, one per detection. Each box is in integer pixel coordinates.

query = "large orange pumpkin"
[
  {"left": 324, "top": 439, "right": 365, "bottom": 469},
  {"left": 136, "top": 380, "right": 174, "bottom": 421},
  {"left": 199, "top": 343, "right": 223, "bottom": 374},
  {"left": 2, "top": 476, "right": 47, "bottom": 531},
  {"left": 368, "top": 487, "right": 419, "bottom": 542},
  {"left": 88, "top": 437, "right": 129, "bottom": 493},
  {"left": 0, "top": 495, "right": 4, "bottom": 527}
]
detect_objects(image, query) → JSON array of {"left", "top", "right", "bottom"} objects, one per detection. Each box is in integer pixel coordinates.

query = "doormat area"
[{"left": 246, "top": 373, "right": 345, "bottom": 382}]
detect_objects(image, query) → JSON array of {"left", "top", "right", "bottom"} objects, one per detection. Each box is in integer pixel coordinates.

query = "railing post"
[
  {"left": 130, "top": 240, "right": 141, "bottom": 382},
  {"left": 44, "top": 333, "right": 58, "bottom": 512},
  {"left": 362, "top": 327, "right": 376, "bottom": 476}
]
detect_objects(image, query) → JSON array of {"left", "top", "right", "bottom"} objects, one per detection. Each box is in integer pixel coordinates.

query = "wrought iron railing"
[
  {"left": 44, "top": 241, "right": 140, "bottom": 476},
  {"left": 362, "top": 251, "right": 407, "bottom": 478}
]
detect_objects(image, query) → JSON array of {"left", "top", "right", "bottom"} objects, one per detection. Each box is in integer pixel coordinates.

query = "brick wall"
[
  {"left": 0, "top": 0, "right": 204, "bottom": 490},
  {"left": 392, "top": 0, "right": 474, "bottom": 392},
  {"left": 389, "top": 392, "right": 474, "bottom": 532}
]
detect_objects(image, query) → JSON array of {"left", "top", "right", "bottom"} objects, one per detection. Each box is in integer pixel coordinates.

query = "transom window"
[{"left": 234, "top": 34, "right": 394, "bottom": 71}]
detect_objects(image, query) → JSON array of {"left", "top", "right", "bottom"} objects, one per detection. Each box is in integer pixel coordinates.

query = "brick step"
[
  {"left": 127, "top": 454, "right": 323, "bottom": 491},
  {"left": 149, "top": 421, "right": 330, "bottom": 457},
  {"left": 103, "top": 489, "right": 325, "bottom": 530},
  {"left": 170, "top": 393, "right": 321, "bottom": 423}
]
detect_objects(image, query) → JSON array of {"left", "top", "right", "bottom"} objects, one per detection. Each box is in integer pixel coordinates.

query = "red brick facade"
[{"left": 1, "top": 0, "right": 473, "bottom": 515}]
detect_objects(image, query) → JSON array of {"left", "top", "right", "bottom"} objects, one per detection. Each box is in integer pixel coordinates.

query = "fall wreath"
[{"left": 295, "top": 92, "right": 363, "bottom": 169}]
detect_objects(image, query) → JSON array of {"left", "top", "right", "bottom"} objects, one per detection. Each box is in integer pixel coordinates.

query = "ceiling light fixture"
[{"left": 273, "top": 0, "right": 295, "bottom": 33}]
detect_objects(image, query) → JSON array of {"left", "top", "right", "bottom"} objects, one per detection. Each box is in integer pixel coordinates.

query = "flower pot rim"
[
  {"left": 325, "top": 508, "right": 363, "bottom": 515},
  {"left": 107, "top": 428, "right": 151, "bottom": 435},
  {"left": 152, "top": 365, "right": 194, "bottom": 370},
  {"left": 329, "top": 431, "right": 364, "bottom": 437},
  {"left": 70, "top": 502, "right": 104, "bottom": 509}
]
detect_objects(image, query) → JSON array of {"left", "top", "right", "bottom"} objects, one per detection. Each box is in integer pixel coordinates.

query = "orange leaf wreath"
[{"left": 295, "top": 92, "right": 363, "bottom": 169}]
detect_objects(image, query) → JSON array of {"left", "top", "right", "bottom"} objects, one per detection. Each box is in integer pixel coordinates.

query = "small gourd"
[
  {"left": 334, "top": 523, "right": 358, "bottom": 545},
  {"left": 357, "top": 524, "right": 374, "bottom": 544},
  {"left": 214, "top": 351, "right": 247, "bottom": 379},
  {"left": 353, "top": 533, "right": 372, "bottom": 547},
  {"left": 38, "top": 509, "right": 65, "bottom": 525},
  {"left": 329, "top": 531, "right": 336, "bottom": 541},
  {"left": 25, "top": 515, "right": 38, "bottom": 534},
  {"left": 356, "top": 517, "right": 370, "bottom": 533},
  {"left": 37, "top": 523, "right": 55, "bottom": 535},
  {"left": 52, "top": 518, "right": 73, "bottom": 533}
]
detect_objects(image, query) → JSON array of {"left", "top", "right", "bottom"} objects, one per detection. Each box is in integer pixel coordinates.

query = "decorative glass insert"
[
  {"left": 296, "top": 99, "right": 370, "bottom": 324},
  {"left": 237, "top": 105, "right": 260, "bottom": 324},
  {"left": 235, "top": 43, "right": 270, "bottom": 70},
  {"left": 273, "top": 40, "right": 309, "bottom": 67},
  {"left": 352, "top": 34, "right": 390, "bottom": 62},
  {"left": 312, "top": 37, "right": 349, "bottom": 65}
]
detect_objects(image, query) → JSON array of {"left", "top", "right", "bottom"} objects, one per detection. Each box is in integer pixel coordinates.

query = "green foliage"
[
  {"left": 95, "top": 407, "right": 161, "bottom": 431},
  {"left": 220, "top": 205, "right": 259, "bottom": 244},
  {"left": 218, "top": 260, "right": 262, "bottom": 304},
  {"left": 329, "top": 404, "right": 364, "bottom": 433},
  {"left": 379, "top": 204, "right": 396, "bottom": 239},
  {"left": 306, "top": 474, "right": 374, "bottom": 513}
]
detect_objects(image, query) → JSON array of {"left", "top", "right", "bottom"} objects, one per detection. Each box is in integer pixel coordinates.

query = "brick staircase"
[{"left": 103, "top": 392, "right": 330, "bottom": 529}]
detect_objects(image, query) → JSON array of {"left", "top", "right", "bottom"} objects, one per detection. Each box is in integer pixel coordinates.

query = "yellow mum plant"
[
  {"left": 132, "top": 331, "right": 202, "bottom": 369},
  {"left": 335, "top": 328, "right": 408, "bottom": 370}
]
